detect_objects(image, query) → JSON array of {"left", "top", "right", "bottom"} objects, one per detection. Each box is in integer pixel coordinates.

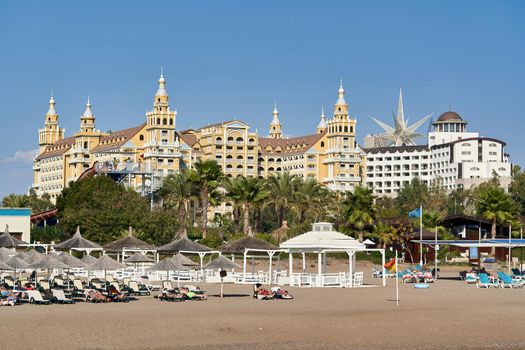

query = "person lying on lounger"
[
  {"left": 179, "top": 287, "right": 207, "bottom": 300},
  {"left": 108, "top": 285, "right": 130, "bottom": 302},
  {"left": 271, "top": 286, "right": 293, "bottom": 299}
]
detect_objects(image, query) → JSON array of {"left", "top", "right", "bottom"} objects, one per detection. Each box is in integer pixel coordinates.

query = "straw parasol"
[
  {"left": 81, "top": 254, "right": 98, "bottom": 265},
  {"left": 157, "top": 235, "right": 211, "bottom": 254},
  {"left": 204, "top": 255, "right": 241, "bottom": 298},
  {"left": 172, "top": 253, "right": 199, "bottom": 267},
  {"left": 149, "top": 257, "right": 191, "bottom": 284},
  {"left": 219, "top": 235, "right": 278, "bottom": 255},
  {"left": 103, "top": 226, "right": 154, "bottom": 253},
  {"left": 0, "top": 247, "right": 14, "bottom": 262},
  {"left": 204, "top": 255, "right": 242, "bottom": 270},
  {"left": 0, "top": 260, "right": 12, "bottom": 271},
  {"left": 16, "top": 251, "right": 30, "bottom": 261},
  {"left": 23, "top": 249, "right": 43, "bottom": 264},
  {"left": 124, "top": 253, "right": 153, "bottom": 263},
  {"left": 0, "top": 225, "right": 27, "bottom": 248},
  {"left": 58, "top": 253, "right": 87, "bottom": 268},
  {"left": 54, "top": 226, "right": 102, "bottom": 251},
  {"left": 88, "top": 255, "right": 126, "bottom": 271},
  {"left": 29, "top": 255, "right": 70, "bottom": 270},
  {"left": 6, "top": 256, "right": 29, "bottom": 284}
]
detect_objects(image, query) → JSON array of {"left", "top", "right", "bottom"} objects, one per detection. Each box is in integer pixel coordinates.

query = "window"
[
  {"left": 462, "top": 143, "right": 470, "bottom": 147},
  {"left": 320, "top": 141, "right": 325, "bottom": 147},
  {"left": 489, "top": 143, "right": 497, "bottom": 147},
  {"left": 139, "top": 135, "right": 144, "bottom": 141}
]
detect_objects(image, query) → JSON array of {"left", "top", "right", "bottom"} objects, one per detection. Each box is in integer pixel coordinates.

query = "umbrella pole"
[
  {"left": 177, "top": 270, "right": 180, "bottom": 288},
  {"left": 220, "top": 276, "right": 224, "bottom": 298}
]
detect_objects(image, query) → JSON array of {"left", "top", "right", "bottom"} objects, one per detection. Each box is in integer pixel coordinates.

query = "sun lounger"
[
  {"left": 141, "top": 276, "right": 161, "bottom": 291},
  {"left": 162, "top": 280, "right": 174, "bottom": 291},
  {"left": 498, "top": 272, "right": 525, "bottom": 288},
  {"left": 477, "top": 273, "right": 499, "bottom": 288},
  {"left": 465, "top": 273, "right": 478, "bottom": 284},
  {"left": 511, "top": 268, "right": 524, "bottom": 280},
  {"left": 123, "top": 278, "right": 131, "bottom": 287},
  {"left": 158, "top": 288, "right": 185, "bottom": 302},
  {"left": 85, "top": 289, "right": 109, "bottom": 303},
  {"left": 27, "top": 290, "right": 51, "bottom": 305},
  {"left": 271, "top": 286, "right": 293, "bottom": 299},
  {"left": 128, "top": 281, "right": 150, "bottom": 296},
  {"left": 51, "top": 289, "right": 75, "bottom": 304},
  {"left": 253, "top": 284, "right": 274, "bottom": 300},
  {"left": 3, "top": 276, "right": 15, "bottom": 289}
]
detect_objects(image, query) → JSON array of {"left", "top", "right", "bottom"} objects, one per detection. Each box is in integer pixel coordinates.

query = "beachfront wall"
[{"left": 0, "top": 208, "right": 31, "bottom": 243}]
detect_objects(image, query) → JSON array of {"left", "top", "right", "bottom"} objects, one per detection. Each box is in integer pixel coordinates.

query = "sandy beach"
[{"left": 2, "top": 263, "right": 525, "bottom": 350}]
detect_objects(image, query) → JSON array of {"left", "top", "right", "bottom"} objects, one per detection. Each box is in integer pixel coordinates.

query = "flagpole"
[
  {"left": 395, "top": 250, "right": 399, "bottom": 306},
  {"left": 435, "top": 225, "right": 438, "bottom": 281},
  {"left": 419, "top": 205, "right": 423, "bottom": 266}
]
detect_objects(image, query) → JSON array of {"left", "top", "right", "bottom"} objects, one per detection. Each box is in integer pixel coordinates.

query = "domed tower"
[
  {"left": 144, "top": 69, "right": 180, "bottom": 174},
  {"left": 428, "top": 110, "right": 475, "bottom": 147},
  {"left": 269, "top": 102, "right": 282, "bottom": 139},
  {"left": 38, "top": 93, "right": 65, "bottom": 153},
  {"left": 322, "top": 80, "right": 362, "bottom": 192},
  {"left": 80, "top": 97, "right": 96, "bottom": 133}
]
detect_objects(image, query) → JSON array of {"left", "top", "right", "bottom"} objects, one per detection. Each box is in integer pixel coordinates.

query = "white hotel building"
[{"left": 364, "top": 111, "right": 512, "bottom": 196}]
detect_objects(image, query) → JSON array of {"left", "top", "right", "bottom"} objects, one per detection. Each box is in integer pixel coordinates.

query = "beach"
[{"left": 2, "top": 264, "right": 525, "bottom": 350}]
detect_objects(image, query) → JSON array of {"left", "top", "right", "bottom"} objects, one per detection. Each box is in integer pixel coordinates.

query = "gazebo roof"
[
  {"left": 54, "top": 226, "right": 102, "bottom": 250},
  {"left": 280, "top": 222, "right": 366, "bottom": 251},
  {"left": 0, "top": 225, "right": 26, "bottom": 248},
  {"left": 220, "top": 235, "right": 278, "bottom": 255},
  {"left": 157, "top": 235, "right": 211, "bottom": 253},
  {"left": 104, "top": 227, "right": 154, "bottom": 253}
]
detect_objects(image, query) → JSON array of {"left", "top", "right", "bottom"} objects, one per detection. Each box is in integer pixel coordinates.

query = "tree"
[
  {"left": 371, "top": 221, "right": 392, "bottom": 249},
  {"left": 446, "top": 188, "right": 476, "bottom": 216},
  {"left": 294, "top": 178, "right": 331, "bottom": 223},
  {"left": 376, "top": 196, "right": 400, "bottom": 220},
  {"left": 56, "top": 175, "right": 151, "bottom": 245},
  {"left": 476, "top": 185, "right": 515, "bottom": 255},
  {"left": 396, "top": 177, "right": 429, "bottom": 214},
  {"left": 342, "top": 185, "right": 376, "bottom": 242},
  {"left": 224, "top": 176, "right": 267, "bottom": 235},
  {"left": 2, "top": 194, "right": 30, "bottom": 208},
  {"left": 159, "top": 171, "right": 195, "bottom": 238},
  {"left": 265, "top": 172, "right": 300, "bottom": 227},
  {"left": 509, "top": 165, "right": 525, "bottom": 215},
  {"left": 188, "top": 159, "right": 223, "bottom": 239}
]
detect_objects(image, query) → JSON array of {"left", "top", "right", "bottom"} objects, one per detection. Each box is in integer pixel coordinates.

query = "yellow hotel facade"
[{"left": 33, "top": 74, "right": 366, "bottom": 208}]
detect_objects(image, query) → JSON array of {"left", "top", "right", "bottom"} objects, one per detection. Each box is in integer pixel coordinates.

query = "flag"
[{"left": 408, "top": 207, "right": 421, "bottom": 218}]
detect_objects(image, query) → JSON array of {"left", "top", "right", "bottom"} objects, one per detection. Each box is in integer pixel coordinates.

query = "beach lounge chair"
[
  {"left": 184, "top": 285, "right": 206, "bottom": 294},
  {"left": 162, "top": 280, "right": 174, "bottom": 291},
  {"left": 91, "top": 279, "right": 105, "bottom": 291},
  {"left": 51, "top": 289, "right": 75, "bottom": 304},
  {"left": 271, "top": 286, "right": 293, "bottom": 299},
  {"left": 477, "top": 273, "right": 499, "bottom": 288},
  {"left": 128, "top": 281, "right": 150, "bottom": 296},
  {"left": 27, "top": 290, "right": 51, "bottom": 305},
  {"left": 123, "top": 278, "right": 131, "bottom": 287},
  {"left": 511, "top": 268, "right": 524, "bottom": 280},
  {"left": 72, "top": 279, "right": 86, "bottom": 300},
  {"left": 141, "top": 276, "right": 161, "bottom": 291},
  {"left": 159, "top": 288, "right": 185, "bottom": 302},
  {"left": 85, "top": 289, "right": 109, "bottom": 303},
  {"left": 498, "top": 272, "right": 525, "bottom": 288},
  {"left": 465, "top": 273, "right": 478, "bottom": 284},
  {"left": 4, "top": 276, "right": 15, "bottom": 289}
]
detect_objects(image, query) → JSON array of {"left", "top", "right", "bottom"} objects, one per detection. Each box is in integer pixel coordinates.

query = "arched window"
[
  {"left": 169, "top": 119, "right": 173, "bottom": 125},
  {"left": 344, "top": 126, "right": 348, "bottom": 133},
  {"left": 157, "top": 118, "right": 160, "bottom": 124},
  {"left": 236, "top": 137, "right": 243, "bottom": 143},
  {"left": 350, "top": 126, "right": 353, "bottom": 133},
  {"left": 489, "top": 143, "right": 497, "bottom": 147},
  {"left": 139, "top": 135, "right": 144, "bottom": 141},
  {"left": 83, "top": 141, "right": 88, "bottom": 149},
  {"left": 320, "top": 141, "right": 325, "bottom": 147},
  {"left": 163, "top": 118, "right": 167, "bottom": 125}
]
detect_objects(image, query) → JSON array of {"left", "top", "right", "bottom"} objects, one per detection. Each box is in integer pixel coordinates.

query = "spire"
[
  {"left": 317, "top": 107, "right": 327, "bottom": 130},
  {"left": 82, "top": 96, "right": 93, "bottom": 118},
  {"left": 47, "top": 91, "right": 57, "bottom": 116},
  {"left": 156, "top": 67, "right": 167, "bottom": 97},
  {"left": 336, "top": 78, "right": 346, "bottom": 105},
  {"left": 395, "top": 88, "right": 405, "bottom": 129},
  {"left": 271, "top": 101, "right": 280, "bottom": 125}
]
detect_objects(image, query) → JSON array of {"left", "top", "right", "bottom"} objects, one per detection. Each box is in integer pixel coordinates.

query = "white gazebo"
[{"left": 280, "top": 222, "right": 386, "bottom": 288}]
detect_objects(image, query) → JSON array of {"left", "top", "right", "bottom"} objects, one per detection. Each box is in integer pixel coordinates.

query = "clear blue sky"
[{"left": 0, "top": 0, "right": 524, "bottom": 199}]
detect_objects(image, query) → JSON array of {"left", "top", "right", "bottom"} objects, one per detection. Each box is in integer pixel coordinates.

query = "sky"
[{"left": 0, "top": 0, "right": 524, "bottom": 199}]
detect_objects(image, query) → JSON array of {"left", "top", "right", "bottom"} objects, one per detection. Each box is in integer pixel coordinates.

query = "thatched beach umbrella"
[
  {"left": 0, "top": 260, "right": 12, "bottom": 271},
  {"left": 157, "top": 235, "right": 211, "bottom": 254},
  {"left": 104, "top": 226, "right": 154, "bottom": 257},
  {"left": 81, "top": 254, "right": 98, "bottom": 265},
  {"left": 23, "top": 249, "right": 43, "bottom": 264},
  {"left": 29, "top": 255, "right": 70, "bottom": 283},
  {"left": 0, "top": 225, "right": 26, "bottom": 248},
  {"left": 0, "top": 247, "right": 14, "bottom": 262},
  {"left": 172, "top": 253, "right": 199, "bottom": 267},
  {"left": 58, "top": 253, "right": 87, "bottom": 268},
  {"left": 6, "top": 256, "right": 29, "bottom": 284},
  {"left": 88, "top": 255, "right": 125, "bottom": 275},
  {"left": 204, "top": 255, "right": 242, "bottom": 298},
  {"left": 54, "top": 226, "right": 102, "bottom": 253},
  {"left": 124, "top": 253, "right": 154, "bottom": 276},
  {"left": 149, "top": 257, "right": 189, "bottom": 284},
  {"left": 271, "top": 220, "right": 290, "bottom": 244}
]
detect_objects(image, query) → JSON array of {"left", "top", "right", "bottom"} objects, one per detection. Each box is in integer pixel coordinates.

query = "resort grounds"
[{"left": 2, "top": 262, "right": 525, "bottom": 350}]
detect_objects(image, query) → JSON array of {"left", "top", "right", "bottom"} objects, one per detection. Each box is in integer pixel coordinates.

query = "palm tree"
[
  {"left": 371, "top": 221, "right": 392, "bottom": 249},
  {"left": 294, "top": 178, "right": 330, "bottom": 222},
  {"left": 342, "top": 185, "right": 376, "bottom": 242},
  {"left": 265, "top": 172, "right": 300, "bottom": 227},
  {"left": 224, "top": 176, "right": 267, "bottom": 236},
  {"left": 188, "top": 159, "right": 223, "bottom": 239},
  {"left": 476, "top": 186, "right": 515, "bottom": 255},
  {"left": 1, "top": 194, "right": 30, "bottom": 208},
  {"left": 160, "top": 171, "right": 195, "bottom": 238}
]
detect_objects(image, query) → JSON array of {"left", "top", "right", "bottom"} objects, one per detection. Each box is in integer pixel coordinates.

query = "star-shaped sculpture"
[{"left": 371, "top": 89, "right": 433, "bottom": 146}]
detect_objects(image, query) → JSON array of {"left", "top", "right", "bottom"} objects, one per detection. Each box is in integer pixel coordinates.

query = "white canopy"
[{"left": 280, "top": 223, "right": 366, "bottom": 252}]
